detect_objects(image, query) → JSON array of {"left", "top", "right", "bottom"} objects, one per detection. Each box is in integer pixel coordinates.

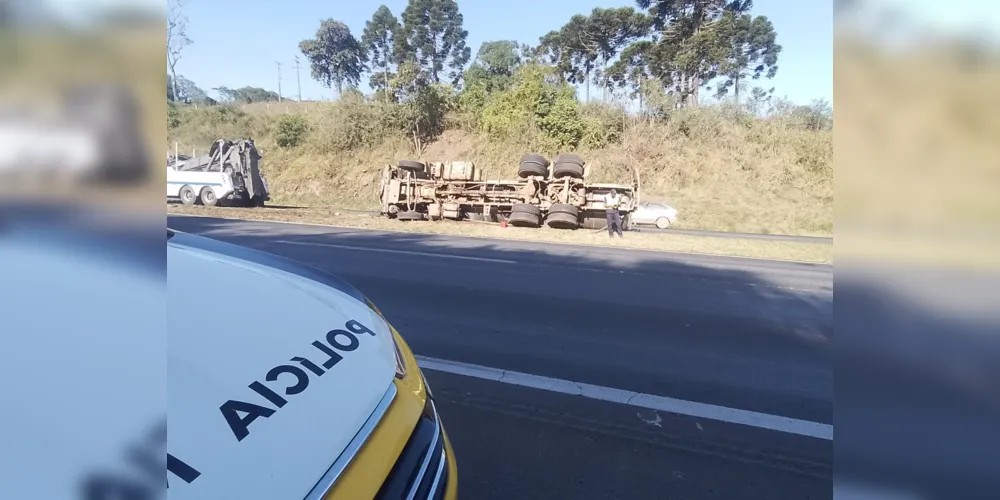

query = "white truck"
[{"left": 167, "top": 139, "right": 270, "bottom": 207}]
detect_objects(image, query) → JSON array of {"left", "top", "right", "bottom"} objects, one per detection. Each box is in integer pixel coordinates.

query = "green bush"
[
  {"left": 274, "top": 114, "right": 310, "bottom": 148},
  {"left": 578, "top": 103, "right": 624, "bottom": 149},
  {"left": 479, "top": 64, "right": 588, "bottom": 148}
]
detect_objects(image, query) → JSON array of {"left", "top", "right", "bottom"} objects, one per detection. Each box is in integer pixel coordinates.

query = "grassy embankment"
[{"left": 167, "top": 67, "right": 832, "bottom": 262}]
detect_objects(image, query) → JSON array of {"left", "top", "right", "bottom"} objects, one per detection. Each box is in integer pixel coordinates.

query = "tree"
[
  {"left": 167, "top": 75, "right": 215, "bottom": 105},
  {"left": 300, "top": 19, "right": 368, "bottom": 97},
  {"left": 166, "top": 0, "right": 192, "bottom": 103},
  {"left": 605, "top": 40, "right": 655, "bottom": 109},
  {"left": 463, "top": 40, "right": 522, "bottom": 92},
  {"left": 390, "top": 61, "right": 450, "bottom": 152},
  {"left": 715, "top": 10, "right": 781, "bottom": 101},
  {"left": 398, "top": 0, "right": 471, "bottom": 86},
  {"left": 586, "top": 7, "right": 652, "bottom": 101},
  {"left": 213, "top": 86, "right": 281, "bottom": 103},
  {"left": 538, "top": 15, "right": 599, "bottom": 102},
  {"left": 637, "top": 0, "right": 757, "bottom": 106},
  {"left": 362, "top": 5, "right": 401, "bottom": 101}
]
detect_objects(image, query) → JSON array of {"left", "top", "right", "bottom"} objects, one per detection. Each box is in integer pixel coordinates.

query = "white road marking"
[
  {"left": 272, "top": 240, "right": 518, "bottom": 264},
  {"left": 415, "top": 355, "right": 833, "bottom": 441}
]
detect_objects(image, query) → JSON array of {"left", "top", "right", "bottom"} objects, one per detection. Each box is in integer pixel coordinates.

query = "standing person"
[{"left": 605, "top": 189, "right": 623, "bottom": 238}]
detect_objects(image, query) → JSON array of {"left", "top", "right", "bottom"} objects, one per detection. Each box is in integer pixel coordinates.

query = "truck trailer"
[{"left": 378, "top": 153, "right": 640, "bottom": 230}]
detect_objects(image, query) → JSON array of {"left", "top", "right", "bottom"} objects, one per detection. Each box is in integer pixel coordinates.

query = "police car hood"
[{"left": 167, "top": 232, "right": 397, "bottom": 499}]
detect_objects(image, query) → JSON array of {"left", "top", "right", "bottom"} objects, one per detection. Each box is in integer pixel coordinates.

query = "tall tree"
[
  {"left": 538, "top": 14, "right": 599, "bottom": 101},
  {"left": 362, "top": 5, "right": 401, "bottom": 101},
  {"left": 166, "top": 0, "right": 191, "bottom": 103},
  {"left": 587, "top": 7, "right": 652, "bottom": 101},
  {"left": 637, "top": 0, "right": 755, "bottom": 106},
  {"left": 715, "top": 9, "right": 780, "bottom": 101},
  {"left": 398, "top": 0, "right": 472, "bottom": 86},
  {"left": 605, "top": 40, "right": 656, "bottom": 109},
  {"left": 299, "top": 19, "right": 368, "bottom": 97}
]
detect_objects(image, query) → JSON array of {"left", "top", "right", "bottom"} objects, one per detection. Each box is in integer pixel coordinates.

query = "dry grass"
[
  {"left": 168, "top": 99, "right": 832, "bottom": 236},
  {"left": 168, "top": 204, "right": 833, "bottom": 263}
]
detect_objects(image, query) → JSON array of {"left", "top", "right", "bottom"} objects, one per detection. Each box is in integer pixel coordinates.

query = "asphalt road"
[
  {"left": 168, "top": 215, "right": 834, "bottom": 500},
  {"left": 334, "top": 207, "right": 833, "bottom": 244}
]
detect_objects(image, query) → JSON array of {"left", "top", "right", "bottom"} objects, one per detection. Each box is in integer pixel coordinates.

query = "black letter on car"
[
  {"left": 249, "top": 381, "right": 287, "bottom": 408},
  {"left": 346, "top": 319, "right": 377, "bottom": 337},
  {"left": 312, "top": 340, "right": 344, "bottom": 368},
  {"left": 266, "top": 364, "right": 310, "bottom": 395},
  {"left": 326, "top": 329, "right": 359, "bottom": 351},
  {"left": 220, "top": 399, "right": 276, "bottom": 442},
  {"left": 167, "top": 454, "right": 201, "bottom": 485},
  {"left": 292, "top": 356, "right": 326, "bottom": 376}
]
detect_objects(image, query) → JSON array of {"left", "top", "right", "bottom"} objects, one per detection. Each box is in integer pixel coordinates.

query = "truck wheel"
[
  {"left": 511, "top": 203, "right": 541, "bottom": 217},
  {"left": 554, "top": 154, "right": 584, "bottom": 167},
  {"left": 518, "top": 154, "right": 549, "bottom": 178},
  {"left": 545, "top": 211, "right": 579, "bottom": 229},
  {"left": 552, "top": 162, "right": 585, "bottom": 179},
  {"left": 396, "top": 211, "right": 425, "bottom": 221},
  {"left": 199, "top": 187, "right": 218, "bottom": 206},
  {"left": 655, "top": 217, "right": 671, "bottom": 229},
  {"left": 398, "top": 160, "right": 425, "bottom": 173},
  {"left": 179, "top": 185, "right": 196, "bottom": 205},
  {"left": 507, "top": 211, "right": 540, "bottom": 228},
  {"left": 548, "top": 203, "right": 579, "bottom": 216}
]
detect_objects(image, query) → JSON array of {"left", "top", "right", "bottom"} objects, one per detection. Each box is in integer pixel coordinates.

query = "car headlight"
[{"left": 365, "top": 297, "right": 407, "bottom": 379}]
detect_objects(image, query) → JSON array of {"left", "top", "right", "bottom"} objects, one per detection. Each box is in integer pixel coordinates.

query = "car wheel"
[
  {"left": 179, "top": 185, "right": 196, "bottom": 205},
  {"left": 655, "top": 217, "right": 671, "bottom": 229}
]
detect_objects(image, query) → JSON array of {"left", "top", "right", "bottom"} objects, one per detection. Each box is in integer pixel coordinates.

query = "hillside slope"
[{"left": 167, "top": 99, "right": 832, "bottom": 236}]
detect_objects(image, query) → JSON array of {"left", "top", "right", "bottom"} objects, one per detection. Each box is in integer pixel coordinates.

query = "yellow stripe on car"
[{"left": 322, "top": 324, "right": 458, "bottom": 500}]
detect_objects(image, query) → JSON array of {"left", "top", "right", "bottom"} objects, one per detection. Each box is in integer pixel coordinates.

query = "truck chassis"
[{"left": 378, "top": 154, "right": 640, "bottom": 230}]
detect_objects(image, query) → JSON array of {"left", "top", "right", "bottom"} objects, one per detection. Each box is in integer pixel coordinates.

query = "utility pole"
[
  {"left": 276, "top": 61, "right": 282, "bottom": 102},
  {"left": 294, "top": 55, "right": 302, "bottom": 101}
]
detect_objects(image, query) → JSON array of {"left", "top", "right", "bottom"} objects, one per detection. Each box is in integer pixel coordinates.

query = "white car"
[{"left": 630, "top": 202, "right": 679, "bottom": 229}]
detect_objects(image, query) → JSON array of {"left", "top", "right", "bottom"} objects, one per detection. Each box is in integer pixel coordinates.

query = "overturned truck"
[{"left": 378, "top": 153, "right": 640, "bottom": 230}]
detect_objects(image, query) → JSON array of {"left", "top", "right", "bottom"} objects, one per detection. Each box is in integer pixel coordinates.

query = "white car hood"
[{"left": 167, "top": 236, "right": 397, "bottom": 499}]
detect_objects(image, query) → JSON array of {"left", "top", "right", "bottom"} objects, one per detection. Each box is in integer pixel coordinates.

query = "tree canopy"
[
  {"left": 397, "top": 0, "right": 472, "bottom": 86},
  {"left": 300, "top": 19, "right": 368, "bottom": 96},
  {"left": 362, "top": 5, "right": 401, "bottom": 98}
]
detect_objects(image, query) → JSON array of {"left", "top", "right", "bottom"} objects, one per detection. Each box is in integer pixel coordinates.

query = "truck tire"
[
  {"left": 179, "top": 185, "right": 196, "bottom": 205},
  {"left": 398, "top": 160, "right": 425, "bottom": 172},
  {"left": 548, "top": 203, "right": 579, "bottom": 216},
  {"left": 554, "top": 154, "right": 584, "bottom": 167},
  {"left": 199, "top": 187, "right": 218, "bottom": 206},
  {"left": 518, "top": 153, "right": 549, "bottom": 178},
  {"left": 511, "top": 203, "right": 541, "bottom": 217},
  {"left": 552, "top": 162, "right": 585, "bottom": 179},
  {"left": 507, "top": 210, "right": 540, "bottom": 228},
  {"left": 546, "top": 211, "right": 579, "bottom": 229},
  {"left": 396, "top": 210, "right": 425, "bottom": 221}
]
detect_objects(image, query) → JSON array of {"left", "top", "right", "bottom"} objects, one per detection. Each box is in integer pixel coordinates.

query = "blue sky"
[{"left": 172, "top": 0, "right": 832, "bottom": 104}]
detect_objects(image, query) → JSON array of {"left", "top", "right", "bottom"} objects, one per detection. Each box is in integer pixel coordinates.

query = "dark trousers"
[{"left": 606, "top": 209, "right": 622, "bottom": 237}]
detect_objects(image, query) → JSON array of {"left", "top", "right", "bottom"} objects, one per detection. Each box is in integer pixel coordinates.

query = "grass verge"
[{"left": 167, "top": 204, "right": 832, "bottom": 264}]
